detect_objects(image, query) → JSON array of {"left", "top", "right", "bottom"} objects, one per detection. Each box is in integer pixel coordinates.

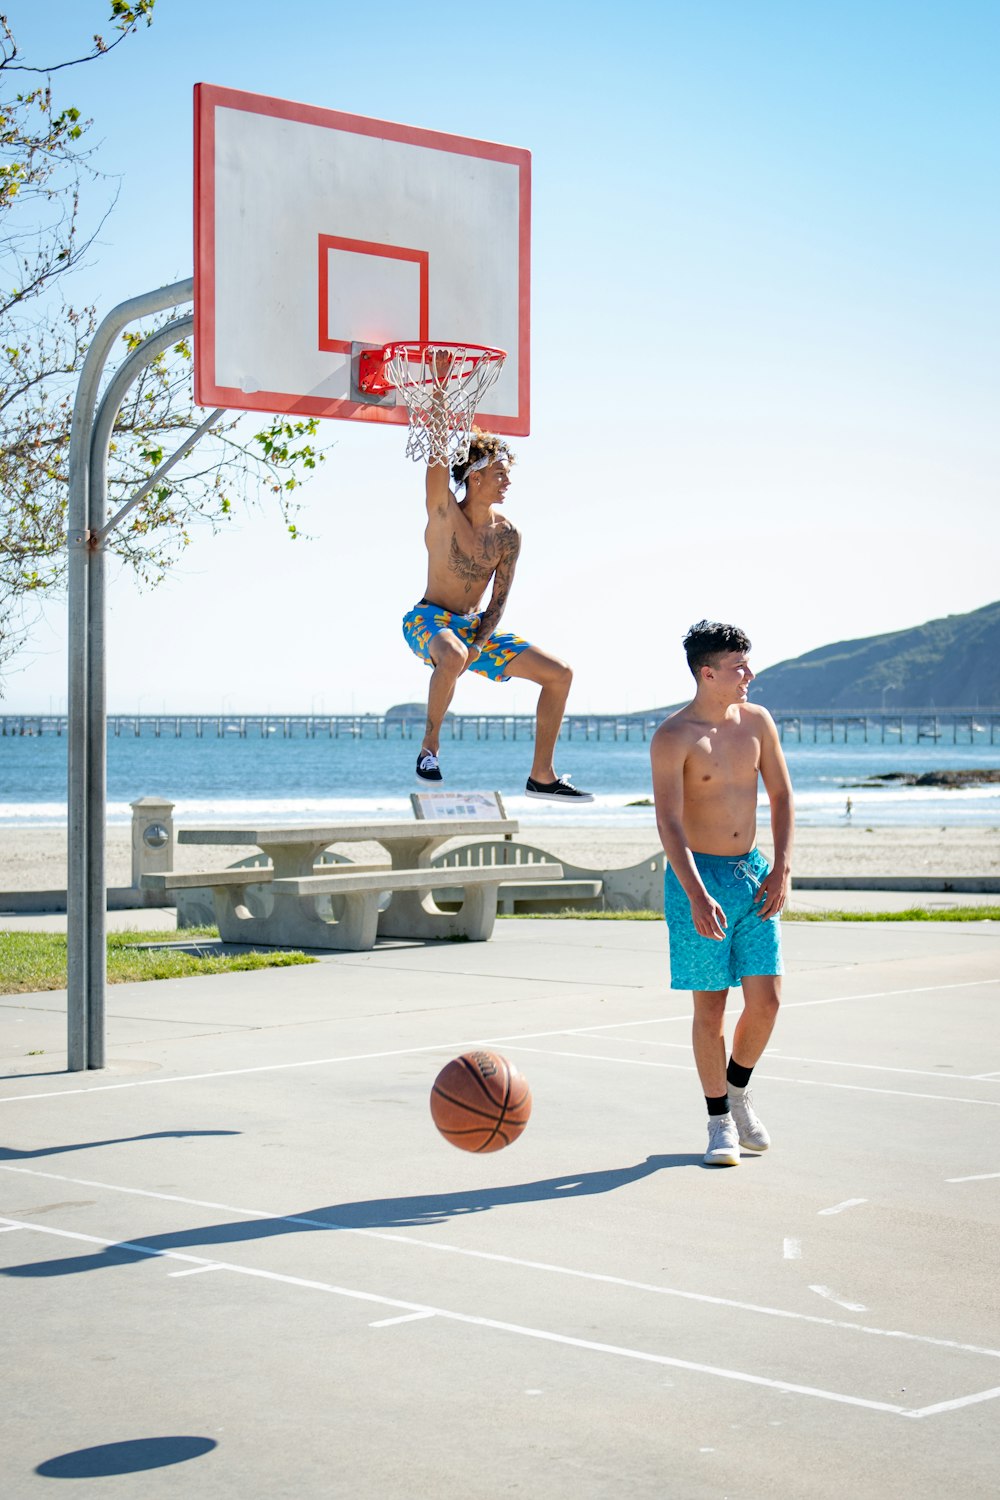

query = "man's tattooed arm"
[{"left": 471, "top": 525, "right": 521, "bottom": 646}]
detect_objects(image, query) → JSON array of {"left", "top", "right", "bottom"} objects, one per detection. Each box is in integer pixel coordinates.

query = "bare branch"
[{"left": 0, "top": 4, "right": 155, "bottom": 75}]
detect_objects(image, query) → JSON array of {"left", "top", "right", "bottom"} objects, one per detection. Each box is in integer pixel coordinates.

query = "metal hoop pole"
[{"left": 66, "top": 278, "right": 193, "bottom": 1071}]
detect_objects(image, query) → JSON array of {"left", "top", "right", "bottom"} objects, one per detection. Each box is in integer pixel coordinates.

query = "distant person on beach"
[
  {"left": 402, "top": 417, "right": 593, "bottom": 804},
  {"left": 845, "top": 796, "right": 853, "bottom": 818},
  {"left": 650, "top": 621, "right": 794, "bottom": 1166}
]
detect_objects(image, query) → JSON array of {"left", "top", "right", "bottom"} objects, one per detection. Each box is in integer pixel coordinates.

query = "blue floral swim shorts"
[
  {"left": 664, "top": 847, "right": 783, "bottom": 991},
  {"left": 401, "top": 601, "right": 532, "bottom": 683}
]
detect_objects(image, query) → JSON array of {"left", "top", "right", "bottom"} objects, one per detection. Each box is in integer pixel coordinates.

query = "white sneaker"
[
  {"left": 704, "top": 1112, "right": 740, "bottom": 1166},
  {"left": 729, "top": 1087, "right": 770, "bottom": 1152}
]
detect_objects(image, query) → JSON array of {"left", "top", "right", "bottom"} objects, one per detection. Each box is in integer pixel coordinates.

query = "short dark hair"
[{"left": 683, "top": 620, "right": 751, "bottom": 680}]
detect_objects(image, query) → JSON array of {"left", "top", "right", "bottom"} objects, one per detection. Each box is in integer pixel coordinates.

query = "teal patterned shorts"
[
  {"left": 664, "top": 847, "right": 783, "bottom": 991},
  {"left": 402, "top": 602, "right": 531, "bottom": 683}
]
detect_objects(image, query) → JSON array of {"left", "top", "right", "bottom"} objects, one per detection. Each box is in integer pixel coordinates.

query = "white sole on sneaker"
[{"left": 524, "top": 790, "right": 595, "bottom": 804}]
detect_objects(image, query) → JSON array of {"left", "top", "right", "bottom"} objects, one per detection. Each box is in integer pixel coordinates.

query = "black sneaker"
[
  {"left": 416, "top": 749, "right": 442, "bottom": 782},
  {"left": 525, "top": 774, "right": 594, "bottom": 805}
]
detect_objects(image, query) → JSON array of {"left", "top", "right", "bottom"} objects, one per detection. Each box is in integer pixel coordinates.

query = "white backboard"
[{"left": 194, "top": 85, "right": 530, "bottom": 434}]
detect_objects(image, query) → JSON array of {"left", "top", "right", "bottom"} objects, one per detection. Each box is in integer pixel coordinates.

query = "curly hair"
[
  {"left": 683, "top": 620, "right": 752, "bottom": 680},
  {"left": 451, "top": 429, "right": 516, "bottom": 487}
]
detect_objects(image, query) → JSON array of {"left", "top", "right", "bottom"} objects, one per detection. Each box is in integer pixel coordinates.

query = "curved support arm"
[
  {"left": 68, "top": 278, "right": 193, "bottom": 538},
  {"left": 88, "top": 312, "right": 194, "bottom": 533},
  {"left": 90, "top": 313, "right": 194, "bottom": 473}
]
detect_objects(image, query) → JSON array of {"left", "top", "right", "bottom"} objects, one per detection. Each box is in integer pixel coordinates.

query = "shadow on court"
[
  {"left": 2, "top": 1153, "right": 700, "bottom": 1279},
  {"left": 0, "top": 1129, "right": 240, "bottom": 1161},
  {"left": 36, "top": 1436, "right": 218, "bottom": 1478}
]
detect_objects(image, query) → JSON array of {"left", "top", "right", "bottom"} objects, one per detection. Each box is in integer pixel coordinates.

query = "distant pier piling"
[{"left": 2, "top": 710, "right": 999, "bottom": 743}]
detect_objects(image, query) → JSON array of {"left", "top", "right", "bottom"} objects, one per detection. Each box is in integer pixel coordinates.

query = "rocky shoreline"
[{"left": 849, "top": 768, "right": 1000, "bottom": 789}]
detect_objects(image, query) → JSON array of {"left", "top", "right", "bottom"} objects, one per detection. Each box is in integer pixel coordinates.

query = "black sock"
[
  {"left": 727, "top": 1058, "right": 753, "bottom": 1090},
  {"left": 705, "top": 1094, "right": 730, "bottom": 1116}
]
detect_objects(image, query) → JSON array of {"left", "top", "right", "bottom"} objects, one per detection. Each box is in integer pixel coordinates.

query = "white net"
[{"left": 382, "top": 343, "right": 506, "bottom": 467}]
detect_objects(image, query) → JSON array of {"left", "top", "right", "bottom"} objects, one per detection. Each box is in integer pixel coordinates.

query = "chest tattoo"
[
  {"left": 448, "top": 533, "right": 494, "bottom": 591},
  {"left": 446, "top": 531, "right": 521, "bottom": 594}
]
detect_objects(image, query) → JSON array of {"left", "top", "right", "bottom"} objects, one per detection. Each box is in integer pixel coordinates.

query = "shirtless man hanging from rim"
[{"left": 401, "top": 418, "right": 593, "bottom": 804}]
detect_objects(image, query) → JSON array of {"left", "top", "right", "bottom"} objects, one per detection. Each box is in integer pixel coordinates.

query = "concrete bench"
[
  {"left": 271, "top": 861, "right": 564, "bottom": 947},
  {"left": 429, "top": 877, "right": 603, "bottom": 915},
  {"left": 430, "top": 840, "right": 666, "bottom": 913},
  {"left": 141, "top": 861, "right": 389, "bottom": 892},
  {"left": 430, "top": 839, "right": 605, "bottom": 914},
  {"left": 140, "top": 861, "right": 390, "bottom": 929}
]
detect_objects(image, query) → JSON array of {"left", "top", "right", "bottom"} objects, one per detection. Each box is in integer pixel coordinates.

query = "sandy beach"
[{"left": 1, "top": 822, "right": 998, "bottom": 892}]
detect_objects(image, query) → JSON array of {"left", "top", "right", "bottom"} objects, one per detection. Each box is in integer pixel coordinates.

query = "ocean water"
[{"left": 1, "top": 723, "right": 999, "bottom": 829}]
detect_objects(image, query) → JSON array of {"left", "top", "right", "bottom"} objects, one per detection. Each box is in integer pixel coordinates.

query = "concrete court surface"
[{"left": 1, "top": 918, "right": 999, "bottom": 1499}]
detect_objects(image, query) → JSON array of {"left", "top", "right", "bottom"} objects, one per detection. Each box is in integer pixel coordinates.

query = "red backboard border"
[{"left": 193, "top": 83, "right": 530, "bottom": 434}]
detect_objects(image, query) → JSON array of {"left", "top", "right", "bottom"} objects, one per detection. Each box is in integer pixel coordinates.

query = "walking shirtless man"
[
  {"left": 401, "top": 425, "right": 593, "bottom": 804},
  {"left": 650, "top": 620, "right": 794, "bottom": 1166}
]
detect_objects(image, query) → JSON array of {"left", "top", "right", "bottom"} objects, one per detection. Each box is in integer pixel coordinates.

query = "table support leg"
[
  {"left": 375, "top": 882, "right": 499, "bottom": 942},
  {"left": 212, "top": 884, "right": 380, "bottom": 951}
]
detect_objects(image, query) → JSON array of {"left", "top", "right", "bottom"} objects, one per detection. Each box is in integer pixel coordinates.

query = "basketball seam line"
[
  {"left": 481, "top": 1063, "right": 515, "bottom": 1151},
  {"left": 431, "top": 1087, "right": 510, "bottom": 1124},
  {"left": 459, "top": 1054, "right": 506, "bottom": 1106}
]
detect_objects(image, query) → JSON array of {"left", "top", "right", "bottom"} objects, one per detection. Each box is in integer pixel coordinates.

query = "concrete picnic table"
[
  {"left": 179, "top": 819, "right": 518, "bottom": 872},
  {"left": 148, "top": 819, "right": 562, "bottom": 950}
]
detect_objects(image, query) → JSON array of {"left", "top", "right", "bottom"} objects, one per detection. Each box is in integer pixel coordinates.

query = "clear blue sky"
[{"left": 9, "top": 0, "right": 999, "bottom": 713}]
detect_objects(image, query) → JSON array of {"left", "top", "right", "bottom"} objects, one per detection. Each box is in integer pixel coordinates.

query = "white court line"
[
  {"left": 0, "top": 1214, "right": 966, "bottom": 1420},
  {"left": 906, "top": 1386, "right": 1000, "bottom": 1419},
  {"left": 810, "top": 1285, "right": 868, "bottom": 1313},
  {"left": 506, "top": 1045, "right": 1000, "bottom": 1108},
  {"left": 783, "top": 1239, "right": 802, "bottom": 1260},
  {"left": 168, "top": 1263, "right": 223, "bottom": 1278},
  {"left": 0, "top": 1224, "right": 23, "bottom": 1233},
  {"left": 626, "top": 1037, "right": 1000, "bottom": 1086},
  {"left": 369, "top": 1311, "right": 436, "bottom": 1328},
  {"left": 0, "top": 1038, "right": 483, "bottom": 1104},
  {"left": 946, "top": 1172, "right": 1000, "bottom": 1184},
  {"left": 1, "top": 980, "right": 995, "bottom": 1106},
  {"left": 761, "top": 1077, "right": 1000, "bottom": 1107},
  {"left": 2, "top": 1174, "right": 999, "bottom": 1365},
  {"left": 776, "top": 980, "right": 999, "bottom": 1010},
  {"left": 819, "top": 1200, "right": 869, "bottom": 1216}
]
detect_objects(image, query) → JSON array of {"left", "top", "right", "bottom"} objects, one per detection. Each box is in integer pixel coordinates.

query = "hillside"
[
  {"left": 636, "top": 602, "right": 1000, "bottom": 716},
  {"left": 750, "top": 601, "right": 1000, "bottom": 710}
]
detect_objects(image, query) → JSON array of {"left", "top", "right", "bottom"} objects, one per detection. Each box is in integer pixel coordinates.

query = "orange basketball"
[{"left": 430, "top": 1050, "right": 532, "bottom": 1153}]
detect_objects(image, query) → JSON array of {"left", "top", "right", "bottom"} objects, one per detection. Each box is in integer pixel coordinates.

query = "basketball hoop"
[{"left": 358, "top": 341, "right": 506, "bottom": 466}]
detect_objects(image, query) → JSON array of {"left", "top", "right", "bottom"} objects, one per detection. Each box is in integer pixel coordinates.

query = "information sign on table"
[{"left": 410, "top": 790, "right": 507, "bottom": 820}]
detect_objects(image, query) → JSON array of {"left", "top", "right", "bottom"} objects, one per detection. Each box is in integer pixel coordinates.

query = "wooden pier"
[{"left": 2, "top": 710, "right": 999, "bottom": 743}]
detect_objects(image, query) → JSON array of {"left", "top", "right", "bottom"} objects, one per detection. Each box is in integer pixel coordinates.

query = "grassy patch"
[
  {"left": 501, "top": 907, "right": 998, "bottom": 923},
  {"left": 499, "top": 910, "right": 663, "bottom": 920},
  {"left": 0, "top": 927, "right": 315, "bottom": 994},
  {"left": 784, "top": 906, "right": 1000, "bottom": 923}
]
